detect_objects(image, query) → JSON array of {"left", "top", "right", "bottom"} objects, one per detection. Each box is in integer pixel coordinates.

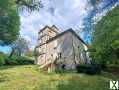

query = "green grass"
[{"left": 0, "top": 65, "right": 118, "bottom": 90}]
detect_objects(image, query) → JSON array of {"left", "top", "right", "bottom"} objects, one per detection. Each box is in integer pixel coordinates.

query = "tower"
[{"left": 36, "top": 25, "right": 59, "bottom": 64}]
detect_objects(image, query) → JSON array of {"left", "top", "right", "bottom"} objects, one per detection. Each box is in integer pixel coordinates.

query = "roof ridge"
[{"left": 46, "top": 29, "right": 88, "bottom": 46}]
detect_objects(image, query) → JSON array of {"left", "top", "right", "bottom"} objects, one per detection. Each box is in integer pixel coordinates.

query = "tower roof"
[{"left": 38, "top": 25, "right": 59, "bottom": 34}]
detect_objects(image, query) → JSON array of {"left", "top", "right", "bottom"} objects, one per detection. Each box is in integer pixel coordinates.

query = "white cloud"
[{"left": 20, "top": 0, "right": 90, "bottom": 49}]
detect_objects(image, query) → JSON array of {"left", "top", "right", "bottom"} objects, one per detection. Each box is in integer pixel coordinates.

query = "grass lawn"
[{"left": 0, "top": 65, "right": 119, "bottom": 90}]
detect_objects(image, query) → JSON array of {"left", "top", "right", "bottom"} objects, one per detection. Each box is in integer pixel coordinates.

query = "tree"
[
  {"left": 0, "top": 0, "right": 20, "bottom": 45},
  {"left": 82, "top": 0, "right": 119, "bottom": 43},
  {"left": 9, "top": 37, "right": 29, "bottom": 57},
  {"left": 90, "top": 6, "right": 119, "bottom": 66},
  {"left": 25, "top": 50, "right": 34, "bottom": 58},
  {"left": 16, "top": 0, "right": 43, "bottom": 12},
  {"left": 0, "top": 0, "right": 43, "bottom": 46}
]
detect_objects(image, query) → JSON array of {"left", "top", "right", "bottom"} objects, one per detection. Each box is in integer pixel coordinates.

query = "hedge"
[{"left": 76, "top": 64, "right": 101, "bottom": 75}]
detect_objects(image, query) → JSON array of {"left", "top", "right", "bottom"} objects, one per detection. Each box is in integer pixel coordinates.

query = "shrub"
[
  {"left": 5, "top": 56, "right": 34, "bottom": 65},
  {"left": 5, "top": 56, "right": 18, "bottom": 65},
  {"left": 16, "top": 56, "right": 34, "bottom": 65},
  {"left": 76, "top": 64, "right": 101, "bottom": 75}
]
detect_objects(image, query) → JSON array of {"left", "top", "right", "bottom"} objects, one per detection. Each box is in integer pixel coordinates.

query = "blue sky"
[
  {"left": 0, "top": 46, "right": 11, "bottom": 54},
  {"left": 1, "top": 0, "right": 118, "bottom": 53},
  {"left": 19, "top": 0, "right": 119, "bottom": 49},
  {"left": 20, "top": 0, "right": 90, "bottom": 48}
]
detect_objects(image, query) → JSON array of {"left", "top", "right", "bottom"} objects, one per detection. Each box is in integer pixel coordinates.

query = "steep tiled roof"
[{"left": 38, "top": 25, "right": 59, "bottom": 34}]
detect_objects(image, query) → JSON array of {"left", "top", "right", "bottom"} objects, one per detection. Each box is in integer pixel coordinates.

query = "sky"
[
  {"left": 19, "top": 0, "right": 90, "bottom": 49},
  {"left": 0, "top": 46, "right": 11, "bottom": 54},
  {"left": 0, "top": 0, "right": 118, "bottom": 53}
]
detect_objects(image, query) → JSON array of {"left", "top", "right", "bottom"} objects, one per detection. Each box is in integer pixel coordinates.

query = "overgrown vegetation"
[
  {"left": 76, "top": 64, "right": 101, "bottom": 75},
  {"left": 0, "top": 52, "right": 34, "bottom": 66},
  {"left": 9, "top": 37, "right": 29, "bottom": 57},
  {"left": 0, "top": 65, "right": 118, "bottom": 90},
  {"left": 90, "top": 6, "right": 119, "bottom": 67},
  {"left": 5, "top": 56, "right": 34, "bottom": 65}
]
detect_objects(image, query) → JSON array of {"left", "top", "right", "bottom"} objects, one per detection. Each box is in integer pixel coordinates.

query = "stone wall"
[{"left": 36, "top": 26, "right": 89, "bottom": 70}]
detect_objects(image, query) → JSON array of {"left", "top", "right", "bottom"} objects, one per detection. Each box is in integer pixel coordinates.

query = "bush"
[
  {"left": 5, "top": 56, "right": 18, "bottom": 65},
  {"left": 5, "top": 56, "right": 34, "bottom": 65},
  {"left": 17, "top": 56, "right": 34, "bottom": 65},
  {"left": 76, "top": 64, "right": 101, "bottom": 75}
]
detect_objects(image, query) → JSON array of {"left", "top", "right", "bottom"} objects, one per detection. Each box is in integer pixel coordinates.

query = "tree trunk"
[{"left": 9, "top": 48, "right": 15, "bottom": 58}]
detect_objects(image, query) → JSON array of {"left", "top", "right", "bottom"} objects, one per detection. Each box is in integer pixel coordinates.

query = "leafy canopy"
[
  {"left": 0, "top": 0, "right": 43, "bottom": 46},
  {"left": 0, "top": 0, "right": 20, "bottom": 45},
  {"left": 90, "top": 6, "right": 119, "bottom": 65}
]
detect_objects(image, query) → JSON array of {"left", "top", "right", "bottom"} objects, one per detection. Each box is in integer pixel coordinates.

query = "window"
[
  {"left": 62, "top": 64, "right": 66, "bottom": 69},
  {"left": 58, "top": 52, "right": 62, "bottom": 58}
]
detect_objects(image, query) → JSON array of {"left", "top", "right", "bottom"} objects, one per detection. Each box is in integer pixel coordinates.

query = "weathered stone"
[{"left": 35, "top": 25, "right": 90, "bottom": 71}]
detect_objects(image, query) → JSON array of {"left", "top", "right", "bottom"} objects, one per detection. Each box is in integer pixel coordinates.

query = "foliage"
[
  {"left": 90, "top": 0, "right": 118, "bottom": 6},
  {"left": 90, "top": 6, "right": 119, "bottom": 66},
  {"left": 0, "top": 0, "right": 43, "bottom": 46},
  {"left": 16, "top": 0, "right": 43, "bottom": 12},
  {"left": 25, "top": 50, "right": 34, "bottom": 57},
  {"left": 5, "top": 56, "right": 34, "bottom": 65},
  {"left": 76, "top": 64, "right": 101, "bottom": 75},
  {"left": 9, "top": 37, "right": 29, "bottom": 57},
  {"left": 5, "top": 56, "right": 18, "bottom": 65},
  {"left": 111, "top": 40, "right": 119, "bottom": 58},
  {"left": 83, "top": 0, "right": 119, "bottom": 43},
  {"left": 34, "top": 47, "right": 39, "bottom": 57},
  {"left": 0, "top": 0, "right": 20, "bottom": 45},
  {"left": 17, "top": 56, "right": 34, "bottom": 64}
]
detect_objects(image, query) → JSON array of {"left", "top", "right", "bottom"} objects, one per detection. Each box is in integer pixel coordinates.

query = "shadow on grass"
[
  {"left": 0, "top": 65, "right": 16, "bottom": 70},
  {"left": 100, "top": 71, "right": 119, "bottom": 81},
  {"left": 0, "top": 77, "right": 6, "bottom": 82},
  {"left": 54, "top": 71, "right": 111, "bottom": 90},
  {"left": 56, "top": 75, "right": 109, "bottom": 90},
  {"left": 57, "top": 79, "right": 81, "bottom": 90},
  {"left": 0, "top": 65, "right": 33, "bottom": 70}
]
